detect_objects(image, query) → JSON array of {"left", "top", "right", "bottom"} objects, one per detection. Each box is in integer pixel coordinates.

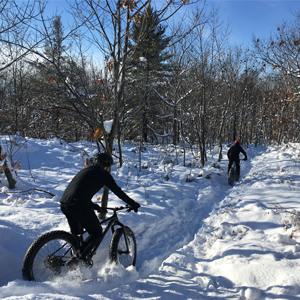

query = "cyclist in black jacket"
[
  {"left": 60, "top": 152, "right": 140, "bottom": 264},
  {"left": 227, "top": 140, "right": 247, "bottom": 181}
]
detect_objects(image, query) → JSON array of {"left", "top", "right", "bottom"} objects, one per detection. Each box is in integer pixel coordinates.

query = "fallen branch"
[{"left": 3, "top": 188, "right": 55, "bottom": 197}]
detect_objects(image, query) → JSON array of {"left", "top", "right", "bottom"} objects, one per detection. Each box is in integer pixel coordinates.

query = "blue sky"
[
  {"left": 46, "top": 0, "right": 299, "bottom": 46},
  {"left": 205, "top": 0, "right": 300, "bottom": 45}
]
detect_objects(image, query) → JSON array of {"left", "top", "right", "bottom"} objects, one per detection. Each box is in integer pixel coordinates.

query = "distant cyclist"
[
  {"left": 227, "top": 140, "right": 247, "bottom": 181},
  {"left": 60, "top": 152, "right": 140, "bottom": 267}
]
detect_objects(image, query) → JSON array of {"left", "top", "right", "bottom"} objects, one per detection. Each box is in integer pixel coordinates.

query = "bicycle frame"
[
  {"left": 78, "top": 206, "right": 131, "bottom": 261},
  {"left": 22, "top": 205, "right": 136, "bottom": 281},
  {"left": 44, "top": 206, "right": 131, "bottom": 268}
]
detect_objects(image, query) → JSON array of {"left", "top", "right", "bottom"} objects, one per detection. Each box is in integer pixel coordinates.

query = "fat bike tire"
[
  {"left": 228, "top": 169, "right": 235, "bottom": 186},
  {"left": 109, "top": 226, "right": 137, "bottom": 268},
  {"left": 22, "top": 230, "right": 78, "bottom": 282}
]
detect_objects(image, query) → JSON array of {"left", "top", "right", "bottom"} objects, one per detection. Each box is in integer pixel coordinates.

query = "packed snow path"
[{"left": 0, "top": 138, "right": 300, "bottom": 299}]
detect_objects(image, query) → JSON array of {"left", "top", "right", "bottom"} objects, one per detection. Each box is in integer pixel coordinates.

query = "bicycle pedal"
[
  {"left": 84, "top": 259, "right": 93, "bottom": 268},
  {"left": 66, "top": 256, "right": 80, "bottom": 270}
]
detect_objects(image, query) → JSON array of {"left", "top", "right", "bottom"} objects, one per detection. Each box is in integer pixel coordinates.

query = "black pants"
[
  {"left": 228, "top": 159, "right": 240, "bottom": 176},
  {"left": 60, "top": 200, "right": 102, "bottom": 255}
]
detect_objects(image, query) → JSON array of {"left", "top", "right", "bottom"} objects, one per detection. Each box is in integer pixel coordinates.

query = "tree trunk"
[
  {"left": 100, "top": 185, "right": 109, "bottom": 219},
  {"left": 0, "top": 144, "right": 16, "bottom": 189},
  {"left": 4, "top": 160, "right": 16, "bottom": 189}
]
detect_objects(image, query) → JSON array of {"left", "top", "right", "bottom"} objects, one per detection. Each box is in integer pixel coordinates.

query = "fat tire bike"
[
  {"left": 228, "top": 161, "right": 238, "bottom": 186},
  {"left": 228, "top": 158, "right": 247, "bottom": 186},
  {"left": 22, "top": 205, "right": 137, "bottom": 282}
]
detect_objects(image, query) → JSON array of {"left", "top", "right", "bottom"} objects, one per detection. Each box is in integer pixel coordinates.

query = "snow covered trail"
[
  {"left": 149, "top": 145, "right": 300, "bottom": 300},
  {"left": 96, "top": 145, "right": 300, "bottom": 299},
  {"left": 1, "top": 140, "right": 300, "bottom": 300}
]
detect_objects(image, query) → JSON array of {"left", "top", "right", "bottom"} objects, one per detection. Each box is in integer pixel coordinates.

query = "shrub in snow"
[
  {"left": 211, "top": 162, "right": 220, "bottom": 169},
  {"left": 205, "top": 173, "right": 212, "bottom": 179},
  {"left": 185, "top": 173, "right": 195, "bottom": 182},
  {"left": 213, "top": 224, "right": 249, "bottom": 240},
  {"left": 273, "top": 202, "right": 300, "bottom": 237}
]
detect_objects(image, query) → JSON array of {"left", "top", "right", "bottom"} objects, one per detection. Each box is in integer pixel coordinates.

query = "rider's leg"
[
  {"left": 60, "top": 203, "right": 83, "bottom": 254},
  {"left": 228, "top": 159, "right": 233, "bottom": 174},
  {"left": 66, "top": 232, "right": 102, "bottom": 269},
  {"left": 80, "top": 230, "right": 103, "bottom": 260},
  {"left": 61, "top": 201, "right": 102, "bottom": 268},
  {"left": 72, "top": 206, "right": 103, "bottom": 258}
]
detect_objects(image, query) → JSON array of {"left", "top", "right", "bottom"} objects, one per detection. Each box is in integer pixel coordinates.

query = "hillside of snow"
[{"left": 0, "top": 136, "right": 300, "bottom": 299}]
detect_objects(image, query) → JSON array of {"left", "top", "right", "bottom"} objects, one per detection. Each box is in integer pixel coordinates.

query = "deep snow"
[{"left": 0, "top": 136, "right": 300, "bottom": 299}]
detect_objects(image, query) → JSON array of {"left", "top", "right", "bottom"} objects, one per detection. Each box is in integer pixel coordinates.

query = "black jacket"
[
  {"left": 227, "top": 144, "right": 247, "bottom": 161},
  {"left": 60, "top": 165, "right": 135, "bottom": 207}
]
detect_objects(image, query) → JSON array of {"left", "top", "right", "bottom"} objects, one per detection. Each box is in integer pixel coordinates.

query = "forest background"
[{"left": 1, "top": 0, "right": 300, "bottom": 172}]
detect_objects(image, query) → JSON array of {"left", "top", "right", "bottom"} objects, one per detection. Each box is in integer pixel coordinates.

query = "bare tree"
[
  {"left": 253, "top": 12, "right": 300, "bottom": 144},
  {"left": 184, "top": 6, "right": 227, "bottom": 166},
  {"left": 62, "top": 0, "right": 204, "bottom": 215},
  {"left": 0, "top": 0, "right": 46, "bottom": 71},
  {"left": 253, "top": 13, "right": 300, "bottom": 78}
]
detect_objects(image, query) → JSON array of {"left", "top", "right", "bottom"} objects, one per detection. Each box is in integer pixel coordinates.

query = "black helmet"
[{"left": 94, "top": 152, "right": 113, "bottom": 167}]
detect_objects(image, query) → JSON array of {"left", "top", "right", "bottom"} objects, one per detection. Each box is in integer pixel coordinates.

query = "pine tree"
[
  {"left": 125, "top": 5, "right": 172, "bottom": 143},
  {"left": 26, "top": 16, "right": 80, "bottom": 140},
  {"left": 44, "top": 16, "right": 66, "bottom": 66}
]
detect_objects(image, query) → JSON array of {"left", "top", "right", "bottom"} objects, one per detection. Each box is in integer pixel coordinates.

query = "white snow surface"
[{"left": 0, "top": 136, "right": 300, "bottom": 299}]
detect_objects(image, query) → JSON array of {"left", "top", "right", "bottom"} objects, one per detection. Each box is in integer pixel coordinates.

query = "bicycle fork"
[
  {"left": 107, "top": 217, "right": 131, "bottom": 255},
  {"left": 117, "top": 223, "right": 130, "bottom": 254}
]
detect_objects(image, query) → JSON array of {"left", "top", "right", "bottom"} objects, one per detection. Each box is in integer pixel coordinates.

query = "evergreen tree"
[
  {"left": 44, "top": 16, "right": 66, "bottom": 66},
  {"left": 125, "top": 5, "right": 172, "bottom": 143},
  {"left": 26, "top": 16, "right": 83, "bottom": 140}
]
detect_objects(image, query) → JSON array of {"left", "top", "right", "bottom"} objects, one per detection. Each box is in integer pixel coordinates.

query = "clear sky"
[
  {"left": 205, "top": 0, "right": 300, "bottom": 46},
  {"left": 46, "top": 0, "right": 300, "bottom": 47}
]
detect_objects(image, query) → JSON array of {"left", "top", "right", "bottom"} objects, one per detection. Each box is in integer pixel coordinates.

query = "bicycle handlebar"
[
  {"left": 95, "top": 205, "right": 132, "bottom": 213},
  {"left": 108, "top": 205, "right": 131, "bottom": 212}
]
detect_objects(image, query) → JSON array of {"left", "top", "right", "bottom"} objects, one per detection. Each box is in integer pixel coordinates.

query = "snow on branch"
[
  {"left": 147, "top": 125, "right": 173, "bottom": 137},
  {"left": 149, "top": 85, "right": 194, "bottom": 108}
]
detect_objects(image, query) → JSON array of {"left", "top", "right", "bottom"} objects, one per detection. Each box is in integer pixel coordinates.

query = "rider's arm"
[
  {"left": 227, "top": 149, "right": 231, "bottom": 159},
  {"left": 241, "top": 148, "right": 247, "bottom": 160},
  {"left": 104, "top": 173, "right": 137, "bottom": 207},
  {"left": 92, "top": 202, "right": 101, "bottom": 211}
]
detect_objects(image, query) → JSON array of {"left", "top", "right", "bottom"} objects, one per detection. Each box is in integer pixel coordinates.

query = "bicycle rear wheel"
[
  {"left": 109, "top": 226, "right": 136, "bottom": 268},
  {"left": 22, "top": 230, "right": 78, "bottom": 281},
  {"left": 228, "top": 168, "right": 235, "bottom": 186}
]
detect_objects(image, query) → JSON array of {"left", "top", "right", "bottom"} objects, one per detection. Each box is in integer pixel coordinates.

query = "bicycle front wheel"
[
  {"left": 109, "top": 226, "right": 137, "bottom": 268},
  {"left": 22, "top": 230, "right": 78, "bottom": 282}
]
